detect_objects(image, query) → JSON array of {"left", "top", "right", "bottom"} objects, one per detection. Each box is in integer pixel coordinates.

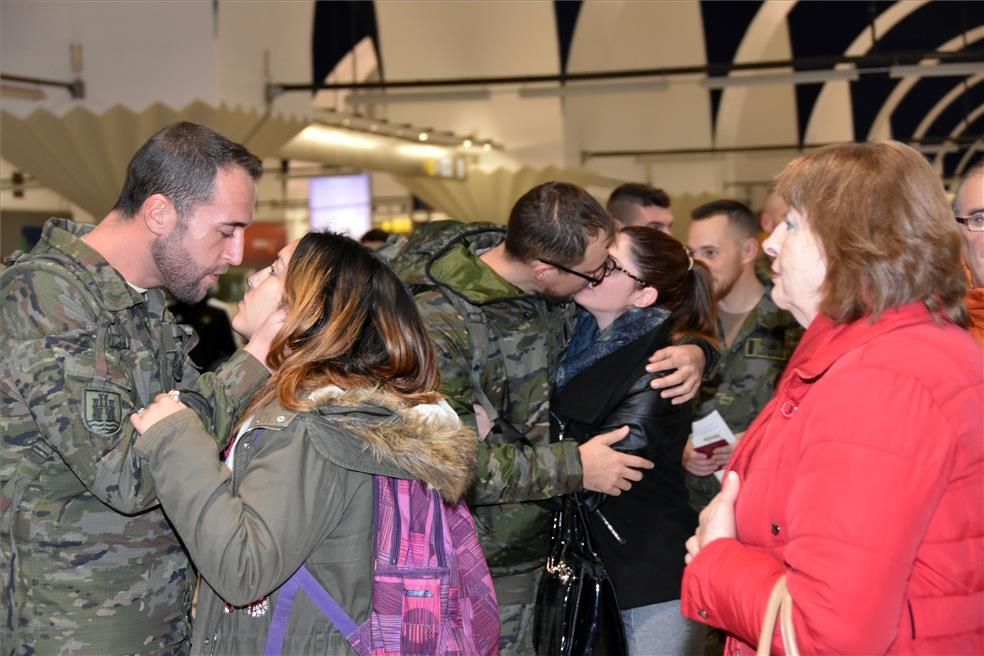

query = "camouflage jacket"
[
  {"left": 393, "top": 223, "right": 582, "bottom": 576},
  {"left": 687, "top": 288, "right": 803, "bottom": 509},
  {"left": 0, "top": 218, "right": 268, "bottom": 655}
]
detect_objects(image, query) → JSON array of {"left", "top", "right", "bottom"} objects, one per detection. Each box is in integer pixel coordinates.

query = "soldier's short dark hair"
[
  {"left": 113, "top": 122, "right": 262, "bottom": 220},
  {"left": 691, "top": 199, "right": 758, "bottom": 240},
  {"left": 505, "top": 181, "right": 614, "bottom": 267},
  {"left": 606, "top": 183, "right": 670, "bottom": 224}
]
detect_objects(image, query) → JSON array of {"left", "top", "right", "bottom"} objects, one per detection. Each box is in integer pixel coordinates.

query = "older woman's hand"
[
  {"left": 130, "top": 391, "right": 188, "bottom": 435},
  {"left": 685, "top": 470, "right": 740, "bottom": 564}
]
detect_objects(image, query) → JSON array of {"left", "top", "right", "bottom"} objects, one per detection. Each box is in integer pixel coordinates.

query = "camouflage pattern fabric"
[
  {"left": 686, "top": 289, "right": 803, "bottom": 510},
  {"left": 392, "top": 223, "right": 583, "bottom": 582},
  {"left": 0, "top": 218, "right": 267, "bottom": 655}
]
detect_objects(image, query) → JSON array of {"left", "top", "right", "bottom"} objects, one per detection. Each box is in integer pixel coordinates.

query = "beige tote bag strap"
[{"left": 756, "top": 575, "right": 800, "bottom": 656}]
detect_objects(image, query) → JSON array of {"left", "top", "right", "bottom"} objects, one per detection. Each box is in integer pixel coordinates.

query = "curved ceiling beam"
[
  {"left": 805, "top": 0, "right": 930, "bottom": 143},
  {"left": 952, "top": 137, "right": 982, "bottom": 178},
  {"left": 867, "top": 28, "right": 984, "bottom": 141},
  {"left": 932, "top": 103, "right": 984, "bottom": 171},
  {"left": 913, "top": 74, "right": 984, "bottom": 139},
  {"left": 715, "top": 1, "right": 797, "bottom": 147}
]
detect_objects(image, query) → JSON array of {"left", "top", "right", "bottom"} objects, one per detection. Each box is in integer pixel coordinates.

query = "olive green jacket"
[{"left": 134, "top": 386, "right": 478, "bottom": 656}]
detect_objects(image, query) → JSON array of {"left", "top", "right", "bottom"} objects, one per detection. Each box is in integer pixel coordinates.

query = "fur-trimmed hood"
[{"left": 305, "top": 386, "right": 478, "bottom": 503}]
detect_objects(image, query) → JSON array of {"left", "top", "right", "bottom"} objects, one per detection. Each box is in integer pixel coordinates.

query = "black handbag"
[{"left": 533, "top": 495, "right": 627, "bottom": 656}]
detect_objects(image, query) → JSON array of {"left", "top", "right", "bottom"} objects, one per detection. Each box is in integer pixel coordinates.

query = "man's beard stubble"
[{"left": 152, "top": 227, "right": 209, "bottom": 303}]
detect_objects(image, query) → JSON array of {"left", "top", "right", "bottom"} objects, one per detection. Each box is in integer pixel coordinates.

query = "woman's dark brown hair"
[
  {"left": 775, "top": 141, "right": 967, "bottom": 325},
  {"left": 243, "top": 232, "right": 441, "bottom": 418},
  {"left": 622, "top": 226, "right": 718, "bottom": 346}
]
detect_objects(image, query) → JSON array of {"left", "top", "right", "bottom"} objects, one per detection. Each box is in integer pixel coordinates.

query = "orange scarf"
[{"left": 965, "top": 262, "right": 984, "bottom": 347}]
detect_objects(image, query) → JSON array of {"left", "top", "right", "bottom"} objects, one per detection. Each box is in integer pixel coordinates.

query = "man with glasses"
[
  {"left": 392, "top": 181, "right": 709, "bottom": 655},
  {"left": 954, "top": 161, "right": 984, "bottom": 344}
]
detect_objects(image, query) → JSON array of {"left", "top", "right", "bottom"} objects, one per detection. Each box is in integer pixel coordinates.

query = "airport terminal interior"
[{"left": 2, "top": 0, "right": 981, "bottom": 292}]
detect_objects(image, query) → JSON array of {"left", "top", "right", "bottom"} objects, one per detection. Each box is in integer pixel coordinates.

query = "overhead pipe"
[{"left": 266, "top": 49, "right": 984, "bottom": 99}]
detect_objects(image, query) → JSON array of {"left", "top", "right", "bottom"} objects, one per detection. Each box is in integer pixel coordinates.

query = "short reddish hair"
[{"left": 775, "top": 141, "right": 967, "bottom": 325}]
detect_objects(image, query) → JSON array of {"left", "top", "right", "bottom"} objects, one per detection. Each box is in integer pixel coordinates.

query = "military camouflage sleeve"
[
  {"left": 415, "top": 292, "right": 584, "bottom": 506},
  {"left": 677, "top": 334, "right": 722, "bottom": 381},
  {"left": 183, "top": 349, "right": 269, "bottom": 446},
  {"left": 1, "top": 268, "right": 267, "bottom": 513},
  {"left": 469, "top": 438, "right": 582, "bottom": 505}
]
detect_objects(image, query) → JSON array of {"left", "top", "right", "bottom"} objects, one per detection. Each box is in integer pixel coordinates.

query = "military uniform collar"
[
  {"left": 429, "top": 237, "right": 540, "bottom": 305},
  {"left": 42, "top": 218, "right": 156, "bottom": 313}
]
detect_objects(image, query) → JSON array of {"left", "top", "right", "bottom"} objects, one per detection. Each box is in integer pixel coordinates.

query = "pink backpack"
[{"left": 264, "top": 477, "right": 500, "bottom": 655}]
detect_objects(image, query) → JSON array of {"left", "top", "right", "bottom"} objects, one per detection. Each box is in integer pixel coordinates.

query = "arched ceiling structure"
[{"left": 311, "top": 0, "right": 983, "bottom": 181}]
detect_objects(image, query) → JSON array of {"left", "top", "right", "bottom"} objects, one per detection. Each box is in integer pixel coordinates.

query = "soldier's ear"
[
  {"left": 531, "top": 261, "right": 553, "bottom": 281},
  {"left": 142, "top": 194, "right": 178, "bottom": 237},
  {"left": 741, "top": 237, "right": 759, "bottom": 264}
]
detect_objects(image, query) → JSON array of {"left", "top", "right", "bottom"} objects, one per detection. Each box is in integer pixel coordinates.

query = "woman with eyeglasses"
[{"left": 547, "top": 226, "right": 717, "bottom": 655}]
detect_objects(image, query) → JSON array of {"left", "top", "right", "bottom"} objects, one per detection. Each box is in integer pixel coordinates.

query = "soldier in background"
[
  {"left": 684, "top": 200, "right": 802, "bottom": 510},
  {"left": 606, "top": 182, "right": 675, "bottom": 234},
  {"left": 392, "top": 182, "right": 711, "bottom": 654},
  {"left": 0, "top": 122, "right": 280, "bottom": 655}
]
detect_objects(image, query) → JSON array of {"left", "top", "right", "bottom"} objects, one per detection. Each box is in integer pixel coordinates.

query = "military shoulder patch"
[{"left": 83, "top": 388, "right": 123, "bottom": 436}]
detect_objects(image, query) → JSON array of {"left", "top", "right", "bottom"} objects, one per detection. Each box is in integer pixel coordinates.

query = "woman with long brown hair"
[
  {"left": 129, "top": 232, "right": 487, "bottom": 654},
  {"left": 546, "top": 227, "right": 717, "bottom": 655}
]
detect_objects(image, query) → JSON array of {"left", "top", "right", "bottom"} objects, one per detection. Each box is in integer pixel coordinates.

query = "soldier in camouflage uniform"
[
  {"left": 392, "top": 182, "right": 712, "bottom": 654},
  {"left": 0, "top": 123, "right": 277, "bottom": 655},
  {"left": 684, "top": 200, "right": 803, "bottom": 510}
]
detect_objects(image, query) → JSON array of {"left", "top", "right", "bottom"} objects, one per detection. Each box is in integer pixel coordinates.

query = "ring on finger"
[
  {"left": 167, "top": 390, "right": 180, "bottom": 402},
  {"left": 137, "top": 407, "right": 145, "bottom": 415}
]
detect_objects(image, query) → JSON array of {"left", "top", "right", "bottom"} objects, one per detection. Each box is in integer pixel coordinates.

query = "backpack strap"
[
  {"left": 437, "top": 290, "right": 506, "bottom": 425},
  {"left": 263, "top": 563, "right": 365, "bottom": 656}
]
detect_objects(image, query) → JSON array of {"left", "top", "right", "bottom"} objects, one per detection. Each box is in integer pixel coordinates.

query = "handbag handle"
[{"left": 756, "top": 575, "right": 800, "bottom": 656}]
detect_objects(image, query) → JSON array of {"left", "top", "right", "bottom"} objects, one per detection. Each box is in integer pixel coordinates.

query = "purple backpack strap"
[{"left": 262, "top": 564, "right": 364, "bottom": 656}]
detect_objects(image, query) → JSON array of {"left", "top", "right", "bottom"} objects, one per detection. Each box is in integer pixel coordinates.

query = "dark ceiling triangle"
[
  {"left": 554, "top": 1, "right": 583, "bottom": 76},
  {"left": 312, "top": 1, "right": 382, "bottom": 90}
]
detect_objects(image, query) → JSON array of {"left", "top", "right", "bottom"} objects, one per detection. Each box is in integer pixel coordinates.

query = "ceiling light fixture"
[
  {"left": 519, "top": 78, "right": 669, "bottom": 98},
  {"left": 703, "top": 68, "right": 859, "bottom": 89},
  {"left": 0, "top": 83, "right": 47, "bottom": 101},
  {"left": 889, "top": 62, "right": 983, "bottom": 79},
  {"left": 346, "top": 88, "right": 492, "bottom": 105}
]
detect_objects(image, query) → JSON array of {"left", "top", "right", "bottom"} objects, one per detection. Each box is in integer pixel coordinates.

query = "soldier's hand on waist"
[
  {"left": 647, "top": 344, "right": 705, "bottom": 405},
  {"left": 130, "top": 391, "right": 188, "bottom": 434},
  {"left": 579, "top": 426, "right": 655, "bottom": 496}
]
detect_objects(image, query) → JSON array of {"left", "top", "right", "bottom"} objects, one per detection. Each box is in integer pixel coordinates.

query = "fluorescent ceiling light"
[
  {"left": 0, "top": 84, "right": 47, "bottom": 100},
  {"left": 299, "top": 125, "right": 378, "bottom": 150},
  {"left": 346, "top": 89, "right": 491, "bottom": 104},
  {"left": 889, "top": 62, "right": 983, "bottom": 79},
  {"left": 519, "top": 79, "right": 669, "bottom": 98},
  {"left": 912, "top": 142, "right": 960, "bottom": 155},
  {"left": 704, "top": 68, "right": 859, "bottom": 89},
  {"left": 395, "top": 144, "right": 449, "bottom": 159}
]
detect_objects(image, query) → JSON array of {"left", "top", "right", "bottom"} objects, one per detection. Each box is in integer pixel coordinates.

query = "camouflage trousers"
[{"left": 494, "top": 568, "right": 544, "bottom": 656}]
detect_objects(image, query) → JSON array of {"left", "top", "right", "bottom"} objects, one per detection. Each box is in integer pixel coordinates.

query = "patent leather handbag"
[{"left": 533, "top": 495, "right": 627, "bottom": 656}]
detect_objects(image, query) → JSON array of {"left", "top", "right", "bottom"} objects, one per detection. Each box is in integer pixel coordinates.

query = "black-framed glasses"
[
  {"left": 956, "top": 213, "right": 984, "bottom": 232},
  {"left": 607, "top": 258, "right": 649, "bottom": 287},
  {"left": 539, "top": 257, "right": 608, "bottom": 286}
]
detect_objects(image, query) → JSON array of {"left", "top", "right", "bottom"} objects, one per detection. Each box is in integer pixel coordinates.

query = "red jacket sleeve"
[{"left": 683, "top": 365, "right": 959, "bottom": 654}]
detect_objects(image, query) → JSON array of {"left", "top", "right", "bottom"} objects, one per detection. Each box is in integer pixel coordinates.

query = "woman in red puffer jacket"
[{"left": 681, "top": 141, "right": 983, "bottom": 655}]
